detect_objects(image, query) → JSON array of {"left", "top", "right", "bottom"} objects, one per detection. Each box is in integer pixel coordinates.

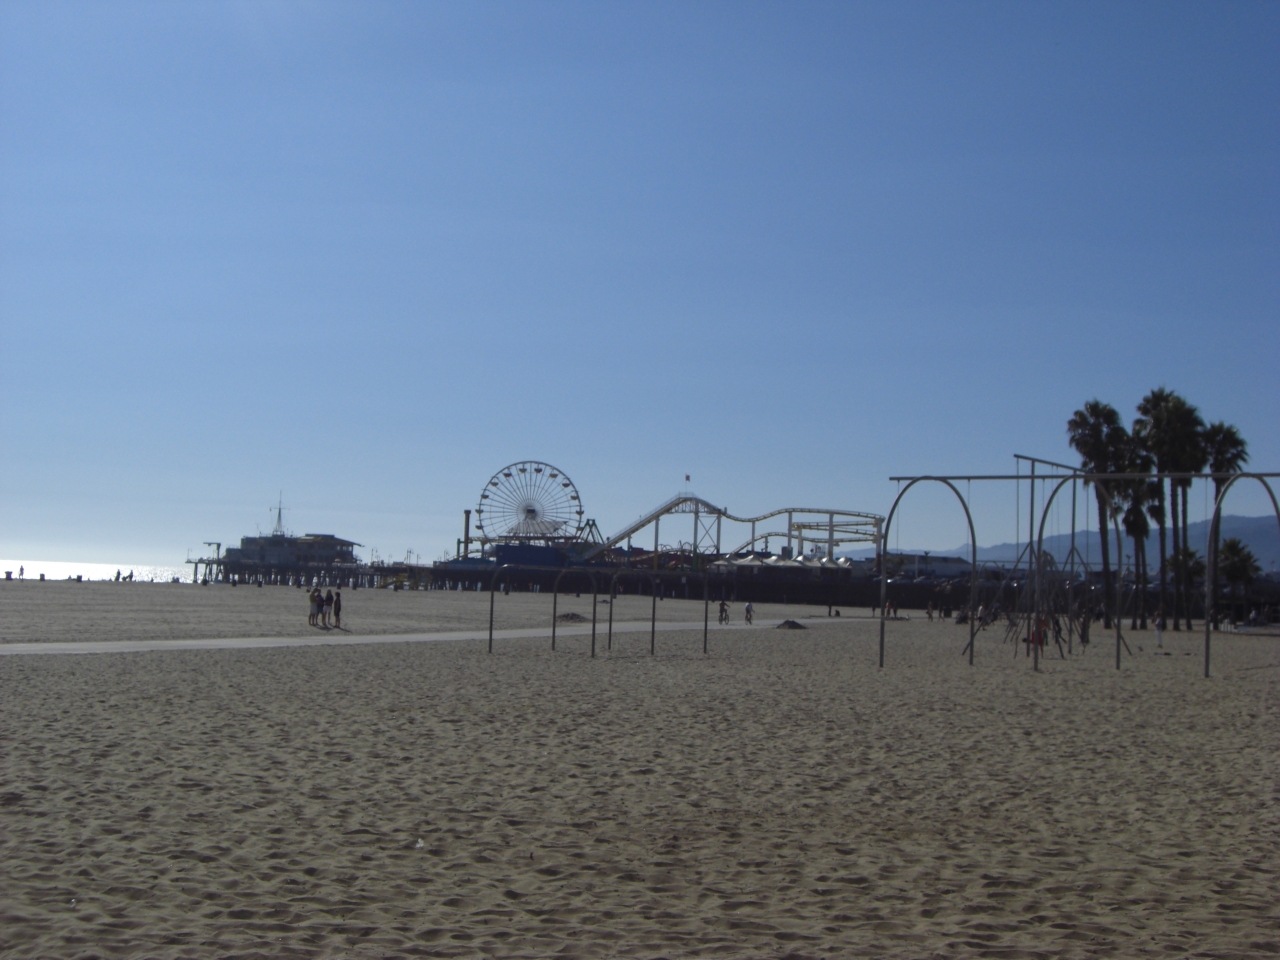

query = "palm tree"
[
  {"left": 1118, "top": 433, "right": 1156, "bottom": 629},
  {"left": 1218, "top": 537, "right": 1261, "bottom": 623},
  {"left": 1170, "top": 545, "right": 1206, "bottom": 624},
  {"left": 1169, "top": 400, "right": 1207, "bottom": 627},
  {"left": 1135, "top": 389, "right": 1177, "bottom": 628},
  {"left": 1068, "top": 401, "right": 1128, "bottom": 629},
  {"left": 1138, "top": 392, "right": 1204, "bottom": 628},
  {"left": 1203, "top": 422, "right": 1249, "bottom": 625},
  {"left": 1205, "top": 422, "right": 1250, "bottom": 504}
]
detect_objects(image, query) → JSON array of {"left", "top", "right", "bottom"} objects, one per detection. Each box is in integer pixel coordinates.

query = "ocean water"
[{"left": 0, "top": 559, "right": 190, "bottom": 583}]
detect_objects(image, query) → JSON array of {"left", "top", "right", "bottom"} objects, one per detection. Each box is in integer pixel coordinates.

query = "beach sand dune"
[{"left": 1, "top": 596, "right": 1277, "bottom": 957}]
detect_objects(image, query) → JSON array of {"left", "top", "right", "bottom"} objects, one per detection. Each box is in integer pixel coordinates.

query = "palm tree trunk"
[
  {"left": 1095, "top": 485, "right": 1112, "bottom": 629},
  {"left": 1170, "top": 483, "right": 1181, "bottom": 629}
]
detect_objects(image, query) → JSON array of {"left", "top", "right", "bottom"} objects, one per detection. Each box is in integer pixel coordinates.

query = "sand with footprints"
[{"left": 2, "top": 583, "right": 1278, "bottom": 957}]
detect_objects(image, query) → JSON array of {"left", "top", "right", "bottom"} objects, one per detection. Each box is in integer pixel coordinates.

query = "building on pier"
[
  {"left": 191, "top": 499, "right": 368, "bottom": 586},
  {"left": 192, "top": 532, "right": 362, "bottom": 586}
]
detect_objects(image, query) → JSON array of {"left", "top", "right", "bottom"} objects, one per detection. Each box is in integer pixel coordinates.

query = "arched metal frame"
[
  {"left": 1035, "top": 474, "right": 1124, "bottom": 672},
  {"left": 1203, "top": 475, "right": 1280, "bottom": 678},
  {"left": 1024, "top": 471, "right": 1280, "bottom": 680},
  {"left": 884, "top": 465, "right": 1280, "bottom": 675},
  {"left": 1027, "top": 470, "right": 1280, "bottom": 677},
  {"left": 878, "top": 478, "right": 980, "bottom": 668}
]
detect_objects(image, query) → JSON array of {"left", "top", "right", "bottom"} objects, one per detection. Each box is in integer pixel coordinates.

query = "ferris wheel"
[{"left": 474, "top": 461, "right": 585, "bottom": 542}]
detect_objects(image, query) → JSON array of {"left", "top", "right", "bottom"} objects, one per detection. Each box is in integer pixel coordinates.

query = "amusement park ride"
[{"left": 457, "top": 460, "right": 884, "bottom": 567}]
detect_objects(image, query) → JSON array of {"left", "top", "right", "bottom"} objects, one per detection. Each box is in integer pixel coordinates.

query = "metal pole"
[
  {"left": 653, "top": 517, "right": 660, "bottom": 570},
  {"left": 964, "top": 490, "right": 977, "bottom": 666},
  {"left": 787, "top": 511, "right": 793, "bottom": 558},
  {"left": 1069, "top": 478, "right": 1077, "bottom": 652},
  {"left": 1030, "top": 463, "right": 1038, "bottom": 672},
  {"left": 703, "top": 574, "right": 709, "bottom": 655},
  {"left": 827, "top": 513, "right": 834, "bottom": 561},
  {"left": 551, "top": 568, "right": 567, "bottom": 651},
  {"left": 1115, "top": 512, "right": 1127, "bottom": 633},
  {"left": 1205, "top": 504, "right": 1216, "bottom": 679},
  {"left": 967, "top": 567, "right": 976, "bottom": 667},
  {"left": 1114, "top": 515, "right": 1123, "bottom": 670},
  {"left": 651, "top": 576, "right": 657, "bottom": 656},
  {"left": 608, "top": 573, "right": 617, "bottom": 650},
  {"left": 715, "top": 513, "right": 721, "bottom": 554},
  {"left": 878, "top": 525, "right": 887, "bottom": 669},
  {"left": 488, "top": 567, "right": 499, "bottom": 653},
  {"left": 591, "top": 574, "right": 597, "bottom": 659},
  {"left": 1204, "top": 474, "right": 1280, "bottom": 677}
]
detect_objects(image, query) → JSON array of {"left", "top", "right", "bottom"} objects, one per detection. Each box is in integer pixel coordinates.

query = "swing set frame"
[{"left": 881, "top": 458, "right": 1280, "bottom": 676}]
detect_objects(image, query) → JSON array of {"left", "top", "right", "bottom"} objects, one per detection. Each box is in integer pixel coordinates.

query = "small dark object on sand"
[
  {"left": 556, "top": 612, "right": 589, "bottom": 623},
  {"left": 776, "top": 620, "right": 807, "bottom": 630}
]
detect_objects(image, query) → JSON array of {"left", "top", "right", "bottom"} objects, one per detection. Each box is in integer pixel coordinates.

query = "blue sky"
[{"left": 1, "top": 1, "right": 1277, "bottom": 565}]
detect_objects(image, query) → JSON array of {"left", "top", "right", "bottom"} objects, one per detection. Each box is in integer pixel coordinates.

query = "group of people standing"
[{"left": 308, "top": 588, "right": 342, "bottom": 628}]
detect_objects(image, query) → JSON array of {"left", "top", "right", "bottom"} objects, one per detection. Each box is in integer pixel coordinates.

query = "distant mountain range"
[{"left": 840, "top": 514, "right": 1280, "bottom": 573}]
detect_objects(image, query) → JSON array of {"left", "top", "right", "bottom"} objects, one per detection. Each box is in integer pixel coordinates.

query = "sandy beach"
[
  {"left": 0, "top": 581, "right": 831, "bottom": 646},
  {"left": 2, "top": 584, "right": 1278, "bottom": 958}
]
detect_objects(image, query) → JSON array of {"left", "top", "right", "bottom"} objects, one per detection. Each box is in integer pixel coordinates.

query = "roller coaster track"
[{"left": 581, "top": 495, "right": 882, "bottom": 560}]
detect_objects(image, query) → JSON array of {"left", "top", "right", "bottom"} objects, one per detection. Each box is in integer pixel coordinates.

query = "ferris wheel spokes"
[{"left": 473, "top": 461, "right": 586, "bottom": 544}]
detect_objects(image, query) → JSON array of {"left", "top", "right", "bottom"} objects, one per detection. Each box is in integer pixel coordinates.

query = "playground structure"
[
  {"left": 462, "top": 456, "right": 1280, "bottom": 678},
  {"left": 880, "top": 456, "right": 1280, "bottom": 677}
]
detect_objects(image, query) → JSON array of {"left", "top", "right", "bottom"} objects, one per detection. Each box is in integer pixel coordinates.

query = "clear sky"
[{"left": 2, "top": 1, "right": 1277, "bottom": 565}]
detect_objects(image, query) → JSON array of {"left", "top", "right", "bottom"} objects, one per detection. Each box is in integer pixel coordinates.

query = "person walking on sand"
[
  {"left": 744, "top": 601, "right": 754, "bottom": 625},
  {"left": 323, "top": 589, "right": 334, "bottom": 628},
  {"left": 1154, "top": 609, "right": 1164, "bottom": 648},
  {"left": 308, "top": 588, "right": 320, "bottom": 626},
  {"left": 333, "top": 590, "right": 342, "bottom": 629}
]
